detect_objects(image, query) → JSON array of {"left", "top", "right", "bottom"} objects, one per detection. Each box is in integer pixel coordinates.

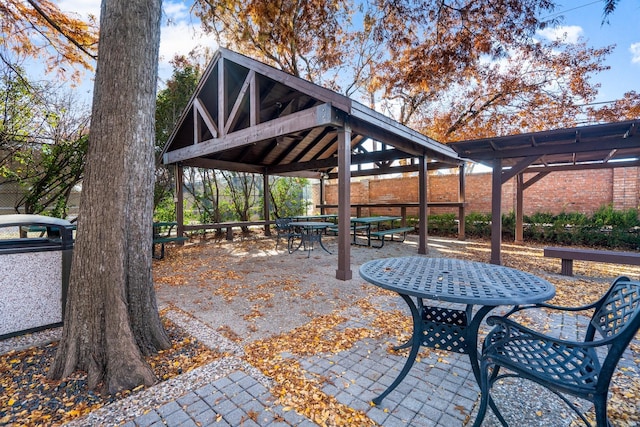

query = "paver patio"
[{"left": 7, "top": 234, "right": 640, "bottom": 426}]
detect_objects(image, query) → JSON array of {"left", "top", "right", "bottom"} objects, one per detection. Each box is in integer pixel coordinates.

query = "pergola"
[
  {"left": 161, "top": 48, "right": 463, "bottom": 280},
  {"left": 450, "top": 120, "right": 640, "bottom": 264}
]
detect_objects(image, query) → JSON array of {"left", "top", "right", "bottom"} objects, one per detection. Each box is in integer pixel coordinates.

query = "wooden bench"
[
  {"left": 153, "top": 222, "right": 187, "bottom": 259},
  {"left": 370, "top": 227, "right": 414, "bottom": 248},
  {"left": 543, "top": 246, "right": 640, "bottom": 276},
  {"left": 184, "top": 221, "right": 267, "bottom": 240}
]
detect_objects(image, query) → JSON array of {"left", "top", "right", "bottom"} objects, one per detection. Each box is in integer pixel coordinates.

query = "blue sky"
[
  {"left": 57, "top": 0, "right": 638, "bottom": 105},
  {"left": 541, "top": 0, "right": 639, "bottom": 103}
]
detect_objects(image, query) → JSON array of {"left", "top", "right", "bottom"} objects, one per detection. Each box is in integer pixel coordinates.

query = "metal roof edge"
[{"left": 349, "top": 101, "right": 461, "bottom": 160}]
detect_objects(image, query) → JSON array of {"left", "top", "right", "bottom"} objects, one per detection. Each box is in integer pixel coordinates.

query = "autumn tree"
[
  {"left": 588, "top": 91, "right": 640, "bottom": 123},
  {"left": 191, "top": 0, "right": 375, "bottom": 93},
  {"left": 192, "top": 0, "right": 626, "bottom": 142},
  {"left": 0, "top": 0, "right": 98, "bottom": 83},
  {"left": 365, "top": 0, "right": 613, "bottom": 141},
  {"left": 0, "top": 1, "right": 96, "bottom": 216},
  {"left": 48, "top": 0, "right": 169, "bottom": 393}
]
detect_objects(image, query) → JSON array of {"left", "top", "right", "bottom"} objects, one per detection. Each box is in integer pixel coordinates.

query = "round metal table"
[
  {"left": 359, "top": 256, "right": 555, "bottom": 405},
  {"left": 290, "top": 221, "right": 331, "bottom": 257}
]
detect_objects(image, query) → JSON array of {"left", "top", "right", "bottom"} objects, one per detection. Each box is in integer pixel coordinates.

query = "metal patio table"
[
  {"left": 290, "top": 221, "right": 331, "bottom": 257},
  {"left": 359, "top": 256, "right": 555, "bottom": 405}
]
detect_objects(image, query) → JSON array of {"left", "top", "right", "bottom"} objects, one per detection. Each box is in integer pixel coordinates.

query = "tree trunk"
[{"left": 49, "top": 0, "right": 170, "bottom": 393}]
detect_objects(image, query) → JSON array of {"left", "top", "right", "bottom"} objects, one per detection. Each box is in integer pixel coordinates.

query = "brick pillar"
[{"left": 613, "top": 167, "right": 640, "bottom": 210}]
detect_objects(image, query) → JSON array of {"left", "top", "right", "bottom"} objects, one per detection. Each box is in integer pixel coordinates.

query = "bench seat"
[
  {"left": 543, "top": 246, "right": 640, "bottom": 276},
  {"left": 370, "top": 227, "right": 414, "bottom": 248},
  {"left": 326, "top": 225, "right": 368, "bottom": 235}
]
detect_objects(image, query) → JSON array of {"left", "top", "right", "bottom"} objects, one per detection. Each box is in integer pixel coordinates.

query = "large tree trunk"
[{"left": 49, "top": 0, "right": 170, "bottom": 393}]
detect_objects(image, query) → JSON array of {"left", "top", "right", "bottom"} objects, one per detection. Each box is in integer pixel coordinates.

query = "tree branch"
[{"left": 27, "top": 0, "right": 97, "bottom": 60}]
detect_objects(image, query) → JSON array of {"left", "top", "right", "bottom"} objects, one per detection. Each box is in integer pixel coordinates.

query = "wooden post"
[
  {"left": 490, "top": 159, "right": 502, "bottom": 265},
  {"left": 175, "top": 164, "right": 185, "bottom": 244},
  {"left": 319, "top": 176, "right": 325, "bottom": 215},
  {"left": 336, "top": 122, "right": 352, "bottom": 280},
  {"left": 515, "top": 173, "right": 524, "bottom": 243},
  {"left": 263, "top": 173, "right": 271, "bottom": 236},
  {"left": 418, "top": 155, "right": 428, "bottom": 254}
]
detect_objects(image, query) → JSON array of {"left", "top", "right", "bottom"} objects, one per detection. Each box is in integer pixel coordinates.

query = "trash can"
[{"left": 0, "top": 214, "right": 74, "bottom": 339}]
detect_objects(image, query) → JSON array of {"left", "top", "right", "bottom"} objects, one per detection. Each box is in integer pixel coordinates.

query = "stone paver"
[{"left": 116, "top": 296, "right": 619, "bottom": 427}]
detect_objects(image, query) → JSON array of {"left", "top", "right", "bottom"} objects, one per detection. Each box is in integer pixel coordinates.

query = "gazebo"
[
  {"left": 450, "top": 120, "right": 640, "bottom": 264},
  {"left": 161, "top": 48, "right": 463, "bottom": 280}
]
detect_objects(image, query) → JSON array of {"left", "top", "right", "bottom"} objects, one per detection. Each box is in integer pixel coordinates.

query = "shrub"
[{"left": 426, "top": 206, "right": 639, "bottom": 250}]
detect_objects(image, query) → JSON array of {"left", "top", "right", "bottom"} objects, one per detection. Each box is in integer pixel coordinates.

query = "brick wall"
[{"left": 317, "top": 167, "right": 639, "bottom": 216}]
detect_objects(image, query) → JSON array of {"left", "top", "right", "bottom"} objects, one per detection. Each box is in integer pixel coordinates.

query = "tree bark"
[{"left": 49, "top": 0, "right": 169, "bottom": 393}]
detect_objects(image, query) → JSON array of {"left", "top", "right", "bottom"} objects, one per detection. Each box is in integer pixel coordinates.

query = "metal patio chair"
[
  {"left": 472, "top": 275, "right": 640, "bottom": 427},
  {"left": 274, "top": 217, "right": 297, "bottom": 252}
]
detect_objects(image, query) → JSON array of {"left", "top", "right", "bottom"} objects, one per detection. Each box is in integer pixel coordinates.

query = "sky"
[{"left": 56, "top": 0, "right": 638, "bottom": 106}]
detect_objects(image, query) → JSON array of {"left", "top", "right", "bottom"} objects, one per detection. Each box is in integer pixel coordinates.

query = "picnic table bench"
[
  {"left": 153, "top": 222, "right": 187, "bottom": 259},
  {"left": 543, "top": 246, "right": 640, "bottom": 276},
  {"left": 370, "top": 226, "right": 414, "bottom": 248}
]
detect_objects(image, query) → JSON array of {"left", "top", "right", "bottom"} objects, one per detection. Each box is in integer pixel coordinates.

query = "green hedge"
[{"left": 423, "top": 205, "right": 640, "bottom": 250}]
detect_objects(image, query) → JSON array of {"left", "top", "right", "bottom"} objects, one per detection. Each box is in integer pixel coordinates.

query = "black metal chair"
[
  {"left": 473, "top": 276, "right": 640, "bottom": 427},
  {"left": 274, "top": 217, "right": 297, "bottom": 252}
]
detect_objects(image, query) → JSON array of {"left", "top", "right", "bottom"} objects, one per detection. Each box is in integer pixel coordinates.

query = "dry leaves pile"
[{"left": 0, "top": 314, "right": 221, "bottom": 426}]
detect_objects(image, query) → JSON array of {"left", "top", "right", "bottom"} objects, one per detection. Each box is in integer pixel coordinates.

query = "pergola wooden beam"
[{"left": 451, "top": 119, "right": 640, "bottom": 265}]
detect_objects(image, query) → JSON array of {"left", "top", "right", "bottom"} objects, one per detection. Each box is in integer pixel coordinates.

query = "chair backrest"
[
  {"left": 588, "top": 276, "right": 640, "bottom": 391},
  {"left": 590, "top": 276, "right": 640, "bottom": 339},
  {"left": 275, "top": 218, "right": 291, "bottom": 230}
]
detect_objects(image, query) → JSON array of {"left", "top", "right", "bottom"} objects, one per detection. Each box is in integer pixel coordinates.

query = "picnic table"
[
  {"left": 359, "top": 256, "right": 555, "bottom": 405},
  {"left": 349, "top": 216, "right": 405, "bottom": 246}
]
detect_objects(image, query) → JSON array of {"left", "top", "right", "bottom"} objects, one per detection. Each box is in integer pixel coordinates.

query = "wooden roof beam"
[
  {"left": 181, "top": 158, "right": 264, "bottom": 174},
  {"left": 224, "top": 70, "right": 255, "bottom": 134},
  {"left": 164, "top": 103, "right": 342, "bottom": 164},
  {"left": 464, "top": 137, "right": 640, "bottom": 160},
  {"left": 524, "top": 158, "right": 640, "bottom": 173},
  {"left": 523, "top": 171, "right": 551, "bottom": 190},
  {"left": 501, "top": 155, "right": 540, "bottom": 184},
  {"left": 193, "top": 98, "right": 218, "bottom": 141},
  {"left": 603, "top": 149, "right": 618, "bottom": 163}
]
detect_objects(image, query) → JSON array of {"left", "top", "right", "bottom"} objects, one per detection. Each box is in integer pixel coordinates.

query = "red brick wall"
[{"left": 318, "top": 167, "right": 639, "bottom": 216}]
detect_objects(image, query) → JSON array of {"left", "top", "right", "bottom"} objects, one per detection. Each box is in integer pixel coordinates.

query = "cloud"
[
  {"left": 631, "top": 43, "right": 640, "bottom": 64},
  {"left": 57, "top": 0, "right": 100, "bottom": 19},
  {"left": 537, "top": 25, "right": 583, "bottom": 44},
  {"left": 56, "top": 0, "right": 217, "bottom": 74},
  {"left": 159, "top": 21, "right": 218, "bottom": 64}
]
